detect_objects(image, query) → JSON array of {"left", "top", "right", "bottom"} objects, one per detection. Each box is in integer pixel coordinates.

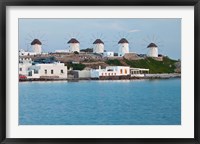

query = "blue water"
[{"left": 19, "top": 79, "right": 181, "bottom": 125}]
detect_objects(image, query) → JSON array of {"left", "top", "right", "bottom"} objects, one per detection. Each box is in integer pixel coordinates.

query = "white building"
[
  {"left": 91, "top": 66, "right": 130, "bottom": 78},
  {"left": 19, "top": 49, "right": 37, "bottom": 56},
  {"left": 103, "top": 52, "right": 114, "bottom": 57},
  {"left": 147, "top": 43, "right": 158, "bottom": 57},
  {"left": 31, "top": 39, "right": 42, "bottom": 54},
  {"left": 118, "top": 38, "right": 129, "bottom": 57},
  {"left": 130, "top": 68, "right": 149, "bottom": 77},
  {"left": 72, "top": 70, "right": 91, "bottom": 79},
  {"left": 93, "top": 39, "right": 104, "bottom": 53},
  {"left": 55, "top": 49, "right": 70, "bottom": 53},
  {"left": 27, "top": 62, "right": 68, "bottom": 79},
  {"left": 78, "top": 70, "right": 91, "bottom": 78},
  {"left": 68, "top": 38, "right": 80, "bottom": 53},
  {"left": 19, "top": 58, "right": 32, "bottom": 76}
]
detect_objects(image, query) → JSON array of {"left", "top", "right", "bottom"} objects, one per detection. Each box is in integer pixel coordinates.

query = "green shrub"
[{"left": 105, "top": 59, "right": 122, "bottom": 66}]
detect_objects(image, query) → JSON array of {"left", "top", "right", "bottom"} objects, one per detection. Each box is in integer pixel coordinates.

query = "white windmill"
[
  {"left": 31, "top": 39, "right": 42, "bottom": 54},
  {"left": 67, "top": 38, "right": 80, "bottom": 53},
  {"left": 147, "top": 42, "right": 158, "bottom": 57},
  {"left": 22, "top": 31, "right": 48, "bottom": 55},
  {"left": 93, "top": 39, "right": 104, "bottom": 53},
  {"left": 118, "top": 38, "right": 129, "bottom": 56},
  {"left": 141, "top": 35, "right": 163, "bottom": 58}
]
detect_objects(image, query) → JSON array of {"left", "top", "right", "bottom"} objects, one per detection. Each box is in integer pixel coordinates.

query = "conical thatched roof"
[
  {"left": 118, "top": 38, "right": 129, "bottom": 44},
  {"left": 147, "top": 43, "right": 158, "bottom": 48},
  {"left": 67, "top": 38, "right": 80, "bottom": 43},
  {"left": 31, "top": 39, "right": 42, "bottom": 45},
  {"left": 93, "top": 39, "right": 104, "bottom": 44}
]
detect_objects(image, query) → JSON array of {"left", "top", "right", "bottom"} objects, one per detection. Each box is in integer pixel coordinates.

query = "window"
[
  {"left": 34, "top": 69, "right": 38, "bottom": 74},
  {"left": 125, "top": 69, "right": 127, "bottom": 74},
  {"left": 120, "top": 69, "right": 123, "bottom": 74},
  {"left": 45, "top": 69, "right": 47, "bottom": 74},
  {"left": 107, "top": 69, "right": 113, "bottom": 71},
  {"left": 28, "top": 71, "right": 32, "bottom": 76},
  {"left": 61, "top": 69, "right": 64, "bottom": 74},
  {"left": 19, "top": 68, "right": 22, "bottom": 71},
  {"left": 51, "top": 70, "right": 54, "bottom": 74}
]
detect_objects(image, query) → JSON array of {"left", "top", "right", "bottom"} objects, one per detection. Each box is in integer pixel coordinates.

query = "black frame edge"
[
  {"left": 0, "top": 0, "right": 6, "bottom": 144},
  {"left": 2, "top": 0, "right": 199, "bottom": 6},
  {"left": 1, "top": 0, "right": 200, "bottom": 144},
  {"left": 195, "top": 0, "right": 200, "bottom": 143},
  {"left": 1, "top": 138, "right": 199, "bottom": 144}
]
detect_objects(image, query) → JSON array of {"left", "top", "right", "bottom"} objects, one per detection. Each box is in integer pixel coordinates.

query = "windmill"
[
  {"left": 93, "top": 39, "right": 104, "bottom": 53},
  {"left": 111, "top": 32, "right": 134, "bottom": 57},
  {"left": 118, "top": 37, "right": 129, "bottom": 57},
  {"left": 65, "top": 32, "right": 82, "bottom": 53},
  {"left": 147, "top": 42, "right": 158, "bottom": 57},
  {"left": 90, "top": 33, "right": 106, "bottom": 54},
  {"left": 24, "top": 31, "right": 48, "bottom": 54},
  {"left": 141, "top": 35, "right": 164, "bottom": 58},
  {"left": 67, "top": 38, "right": 80, "bottom": 53},
  {"left": 31, "top": 39, "right": 42, "bottom": 54}
]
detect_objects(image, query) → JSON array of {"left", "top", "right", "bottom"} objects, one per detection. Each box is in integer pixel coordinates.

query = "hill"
[
  {"left": 105, "top": 57, "right": 179, "bottom": 73},
  {"left": 20, "top": 53, "right": 180, "bottom": 73}
]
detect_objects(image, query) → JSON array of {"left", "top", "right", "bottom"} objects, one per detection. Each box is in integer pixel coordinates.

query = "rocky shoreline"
[
  {"left": 19, "top": 73, "right": 181, "bottom": 82},
  {"left": 144, "top": 73, "right": 181, "bottom": 79}
]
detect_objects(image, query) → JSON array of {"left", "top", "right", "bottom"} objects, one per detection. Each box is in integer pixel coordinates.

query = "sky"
[{"left": 19, "top": 18, "right": 181, "bottom": 59}]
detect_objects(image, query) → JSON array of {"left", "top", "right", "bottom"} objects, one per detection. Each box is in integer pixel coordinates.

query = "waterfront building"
[
  {"left": 147, "top": 43, "right": 158, "bottom": 57},
  {"left": 19, "top": 57, "right": 67, "bottom": 79},
  {"left": 91, "top": 66, "right": 130, "bottom": 78},
  {"left": 19, "top": 58, "right": 33, "bottom": 76},
  {"left": 93, "top": 39, "right": 104, "bottom": 53},
  {"left": 27, "top": 62, "right": 67, "bottom": 79},
  {"left": 71, "top": 70, "right": 91, "bottom": 79},
  {"left": 130, "top": 68, "right": 149, "bottom": 77},
  {"left": 68, "top": 38, "right": 80, "bottom": 53},
  {"left": 31, "top": 39, "right": 42, "bottom": 54},
  {"left": 118, "top": 38, "right": 129, "bottom": 57},
  {"left": 103, "top": 52, "right": 114, "bottom": 57}
]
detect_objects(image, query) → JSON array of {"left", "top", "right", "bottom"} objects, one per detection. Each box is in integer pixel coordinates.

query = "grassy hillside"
[
  {"left": 105, "top": 57, "right": 178, "bottom": 73},
  {"left": 105, "top": 59, "right": 123, "bottom": 66},
  {"left": 66, "top": 63, "right": 86, "bottom": 70}
]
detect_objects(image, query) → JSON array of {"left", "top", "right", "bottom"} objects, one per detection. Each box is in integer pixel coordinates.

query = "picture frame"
[{"left": 0, "top": 0, "right": 200, "bottom": 143}]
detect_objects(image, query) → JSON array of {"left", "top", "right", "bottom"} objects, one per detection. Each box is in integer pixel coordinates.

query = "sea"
[{"left": 19, "top": 78, "right": 181, "bottom": 125}]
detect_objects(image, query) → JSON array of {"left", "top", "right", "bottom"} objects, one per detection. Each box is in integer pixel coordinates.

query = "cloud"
[
  {"left": 92, "top": 22, "right": 127, "bottom": 31},
  {"left": 110, "top": 23, "right": 126, "bottom": 31},
  {"left": 128, "top": 29, "right": 141, "bottom": 33}
]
